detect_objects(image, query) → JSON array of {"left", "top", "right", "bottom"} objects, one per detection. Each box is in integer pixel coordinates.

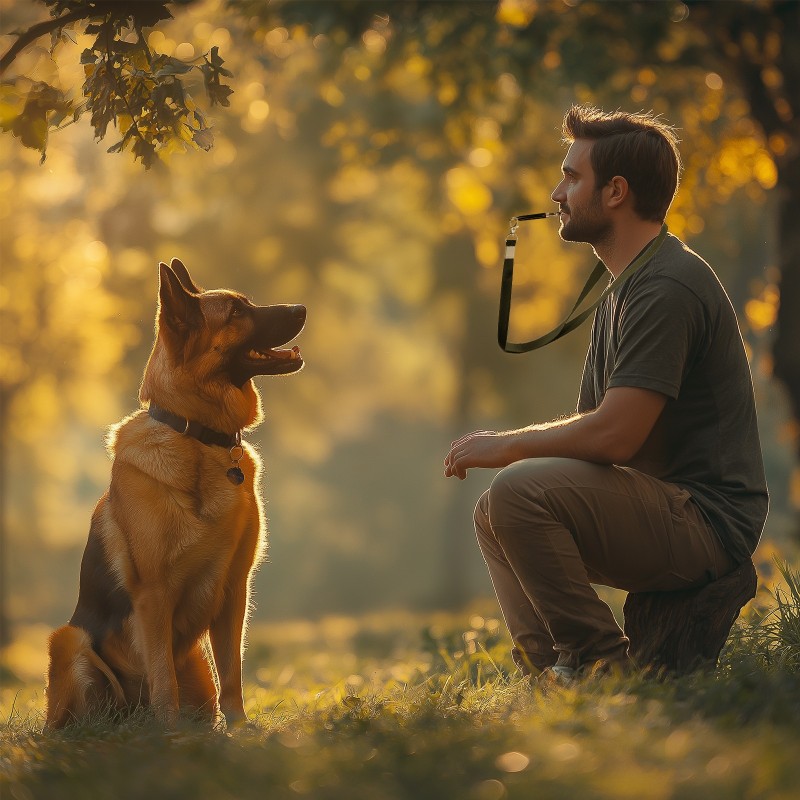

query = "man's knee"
[
  {"left": 473, "top": 489, "right": 491, "bottom": 536},
  {"left": 487, "top": 457, "right": 571, "bottom": 528}
]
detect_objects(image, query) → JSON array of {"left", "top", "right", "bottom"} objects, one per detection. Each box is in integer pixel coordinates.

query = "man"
[{"left": 444, "top": 105, "right": 768, "bottom": 681}]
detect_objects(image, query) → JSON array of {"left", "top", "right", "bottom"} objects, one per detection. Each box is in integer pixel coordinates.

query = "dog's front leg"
[
  {"left": 133, "top": 586, "right": 180, "bottom": 726},
  {"left": 210, "top": 579, "right": 249, "bottom": 726}
]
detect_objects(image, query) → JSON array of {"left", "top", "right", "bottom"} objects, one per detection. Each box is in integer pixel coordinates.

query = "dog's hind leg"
[
  {"left": 176, "top": 641, "right": 219, "bottom": 723},
  {"left": 46, "top": 626, "right": 126, "bottom": 728}
]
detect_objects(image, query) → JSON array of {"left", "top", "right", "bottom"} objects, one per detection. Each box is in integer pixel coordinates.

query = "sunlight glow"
[
  {"left": 496, "top": 0, "right": 537, "bottom": 28},
  {"left": 495, "top": 751, "right": 530, "bottom": 772},
  {"left": 445, "top": 167, "right": 492, "bottom": 215},
  {"left": 175, "top": 42, "right": 195, "bottom": 60},
  {"left": 468, "top": 147, "right": 493, "bottom": 168},
  {"left": 362, "top": 29, "right": 387, "bottom": 55}
]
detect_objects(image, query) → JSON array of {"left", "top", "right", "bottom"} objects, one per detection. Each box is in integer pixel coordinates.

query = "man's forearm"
[
  {"left": 505, "top": 410, "right": 624, "bottom": 465},
  {"left": 444, "top": 387, "right": 666, "bottom": 480}
]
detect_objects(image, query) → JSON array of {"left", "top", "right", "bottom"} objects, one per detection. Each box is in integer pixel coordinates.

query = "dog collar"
[{"left": 147, "top": 404, "right": 241, "bottom": 449}]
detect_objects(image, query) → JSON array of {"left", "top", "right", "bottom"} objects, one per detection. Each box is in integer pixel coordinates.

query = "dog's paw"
[{"left": 221, "top": 708, "right": 248, "bottom": 730}]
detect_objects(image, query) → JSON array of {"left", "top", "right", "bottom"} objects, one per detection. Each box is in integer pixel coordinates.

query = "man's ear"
[
  {"left": 169, "top": 257, "right": 203, "bottom": 294},
  {"left": 158, "top": 262, "right": 202, "bottom": 335},
  {"left": 605, "top": 175, "right": 630, "bottom": 209}
]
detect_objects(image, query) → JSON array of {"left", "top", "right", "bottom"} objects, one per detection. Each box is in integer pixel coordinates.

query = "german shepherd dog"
[{"left": 45, "top": 259, "right": 305, "bottom": 728}]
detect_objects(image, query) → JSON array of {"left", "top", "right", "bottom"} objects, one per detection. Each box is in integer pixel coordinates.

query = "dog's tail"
[{"left": 46, "top": 625, "right": 127, "bottom": 728}]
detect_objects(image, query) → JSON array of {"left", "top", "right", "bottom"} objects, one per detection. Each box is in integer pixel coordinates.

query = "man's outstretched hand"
[{"left": 444, "top": 431, "right": 517, "bottom": 480}]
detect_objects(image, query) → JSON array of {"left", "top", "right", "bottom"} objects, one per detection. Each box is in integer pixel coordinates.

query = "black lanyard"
[{"left": 498, "top": 216, "right": 668, "bottom": 353}]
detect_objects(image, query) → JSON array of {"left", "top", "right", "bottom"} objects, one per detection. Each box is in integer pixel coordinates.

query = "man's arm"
[{"left": 443, "top": 386, "right": 668, "bottom": 480}]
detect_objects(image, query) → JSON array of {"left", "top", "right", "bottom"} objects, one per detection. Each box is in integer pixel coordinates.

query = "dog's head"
[
  {"left": 140, "top": 259, "right": 305, "bottom": 429},
  {"left": 156, "top": 258, "right": 305, "bottom": 384}
]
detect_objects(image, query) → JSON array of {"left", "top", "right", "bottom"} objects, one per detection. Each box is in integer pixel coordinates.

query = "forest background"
[{"left": 0, "top": 0, "right": 798, "bottom": 687}]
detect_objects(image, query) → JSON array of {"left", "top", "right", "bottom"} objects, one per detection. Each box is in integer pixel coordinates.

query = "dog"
[{"left": 45, "top": 258, "right": 305, "bottom": 728}]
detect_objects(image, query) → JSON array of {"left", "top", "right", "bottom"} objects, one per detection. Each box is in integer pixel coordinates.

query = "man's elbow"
[{"left": 592, "top": 429, "right": 644, "bottom": 465}]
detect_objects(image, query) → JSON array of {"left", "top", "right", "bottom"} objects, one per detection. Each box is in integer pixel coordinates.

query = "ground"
[{"left": 2, "top": 575, "right": 799, "bottom": 800}]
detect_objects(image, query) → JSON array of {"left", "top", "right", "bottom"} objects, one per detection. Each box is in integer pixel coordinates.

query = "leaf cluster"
[{"left": 0, "top": 0, "right": 233, "bottom": 167}]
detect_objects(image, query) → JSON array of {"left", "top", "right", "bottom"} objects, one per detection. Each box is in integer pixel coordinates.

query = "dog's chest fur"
[{"left": 103, "top": 412, "right": 264, "bottom": 636}]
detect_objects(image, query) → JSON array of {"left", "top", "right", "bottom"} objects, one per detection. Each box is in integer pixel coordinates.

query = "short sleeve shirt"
[{"left": 578, "top": 234, "right": 768, "bottom": 564}]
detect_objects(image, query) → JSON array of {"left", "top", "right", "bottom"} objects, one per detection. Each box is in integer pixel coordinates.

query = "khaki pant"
[{"left": 474, "top": 457, "right": 735, "bottom": 673}]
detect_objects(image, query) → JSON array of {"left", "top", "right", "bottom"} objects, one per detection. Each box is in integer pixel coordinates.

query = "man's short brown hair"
[{"left": 562, "top": 105, "right": 682, "bottom": 223}]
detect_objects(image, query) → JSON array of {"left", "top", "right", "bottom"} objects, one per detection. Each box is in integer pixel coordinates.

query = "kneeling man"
[{"left": 444, "top": 105, "right": 768, "bottom": 680}]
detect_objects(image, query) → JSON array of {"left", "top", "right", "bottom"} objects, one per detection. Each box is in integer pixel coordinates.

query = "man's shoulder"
[{"left": 634, "top": 234, "right": 726, "bottom": 304}]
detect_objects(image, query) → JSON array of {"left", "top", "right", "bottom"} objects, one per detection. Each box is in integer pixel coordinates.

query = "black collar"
[{"left": 148, "top": 404, "right": 241, "bottom": 449}]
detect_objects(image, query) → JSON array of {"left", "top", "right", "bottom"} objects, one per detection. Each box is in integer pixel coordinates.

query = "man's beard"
[{"left": 559, "top": 191, "right": 611, "bottom": 245}]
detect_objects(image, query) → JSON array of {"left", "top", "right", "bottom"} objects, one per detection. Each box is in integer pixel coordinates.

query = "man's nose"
[{"left": 551, "top": 180, "right": 565, "bottom": 204}]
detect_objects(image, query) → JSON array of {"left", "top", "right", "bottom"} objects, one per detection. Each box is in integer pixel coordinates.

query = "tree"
[
  {"left": 0, "top": 0, "right": 231, "bottom": 167},
  {"left": 685, "top": 1, "right": 800, "bottom": 457}
]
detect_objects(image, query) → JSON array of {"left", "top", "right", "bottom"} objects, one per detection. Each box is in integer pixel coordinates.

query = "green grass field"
[{"left": 2, "top": 563, "right": 799, "bottom": 800}]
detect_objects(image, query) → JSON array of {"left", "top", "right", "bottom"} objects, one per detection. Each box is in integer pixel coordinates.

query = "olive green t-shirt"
[{"left": 577, "top": 233, "right": 768, "bottom": 565}]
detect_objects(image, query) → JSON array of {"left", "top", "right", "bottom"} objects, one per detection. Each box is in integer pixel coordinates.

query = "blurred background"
[{"left": 1, "top": 0, "right": 797, "bottom": 681}]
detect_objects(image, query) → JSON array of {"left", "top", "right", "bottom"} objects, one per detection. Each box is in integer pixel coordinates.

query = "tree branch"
[{"left": 0, "top": 8, "right": 92, "bottom": 76}]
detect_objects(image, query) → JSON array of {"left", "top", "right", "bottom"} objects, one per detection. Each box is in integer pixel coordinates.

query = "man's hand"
[{"left": 444, "top": 431, "right": 517, "bottom": 480}]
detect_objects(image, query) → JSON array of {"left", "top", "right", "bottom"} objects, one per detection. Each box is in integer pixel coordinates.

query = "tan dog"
[{"left": 45, "top": 259, "right": 305, "bottom": 728}]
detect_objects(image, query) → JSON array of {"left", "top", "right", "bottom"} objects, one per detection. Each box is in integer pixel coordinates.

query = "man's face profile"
[{"left": 551, "top": 139, "right": 611, "bottom": 246}]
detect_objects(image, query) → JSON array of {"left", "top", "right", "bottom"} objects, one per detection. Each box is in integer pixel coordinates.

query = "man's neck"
[{"left": 593, "top": 221, "right": 664, "bottom": 278}]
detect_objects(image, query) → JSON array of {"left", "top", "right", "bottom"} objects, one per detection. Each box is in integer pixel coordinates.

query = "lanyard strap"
[{"left": 498, "top": 218, "right": 668, "bottom": 353}]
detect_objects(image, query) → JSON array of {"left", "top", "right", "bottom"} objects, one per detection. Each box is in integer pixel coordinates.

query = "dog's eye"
[{"left": 230, "top": 303, "right": 245, "bottom": 319}]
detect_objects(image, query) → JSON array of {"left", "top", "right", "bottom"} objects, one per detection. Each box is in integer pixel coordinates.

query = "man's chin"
[
  {"left": 559, "top": 222, "right": 582, "bottom": 243},
  {"left": 559, "top": 219, "right": 609, "bottom": 246}
]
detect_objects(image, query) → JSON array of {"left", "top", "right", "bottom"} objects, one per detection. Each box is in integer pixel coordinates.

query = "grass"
[{"left": 2, "top": 561, "right": 799, "bottom": 800}]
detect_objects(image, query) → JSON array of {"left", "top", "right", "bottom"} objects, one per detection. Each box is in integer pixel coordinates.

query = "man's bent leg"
[
  {"left": 486, "top": 458, "right": 732, "bottom": 671},
  {"left": 474, "top": 491, "right": 557, "bottom": 674}
]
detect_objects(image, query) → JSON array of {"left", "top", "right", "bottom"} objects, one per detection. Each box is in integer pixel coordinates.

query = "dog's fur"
[{"left": 45, "top": 259, "right": 305, "bottom": 728}]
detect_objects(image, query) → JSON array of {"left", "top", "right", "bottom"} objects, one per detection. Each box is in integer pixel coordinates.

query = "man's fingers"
[
  {"left": 444, "top": 449, "right": 468, "bottom": 479},
  {"left": 445, "top": 430, "right": 498, "bottom": 479}
]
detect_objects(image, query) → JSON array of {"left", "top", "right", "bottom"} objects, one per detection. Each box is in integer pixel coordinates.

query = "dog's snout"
[{"left": 291, "top": 304, "right": 306, "bottom": 323}]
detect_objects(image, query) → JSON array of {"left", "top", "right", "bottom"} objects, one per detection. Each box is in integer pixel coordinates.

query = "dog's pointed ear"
[
  {"left": 169, "top": 257, "right": 203, "bottom": 294},
  {"left": 158, "top": 262, "right": 202, "bottom": 335}
]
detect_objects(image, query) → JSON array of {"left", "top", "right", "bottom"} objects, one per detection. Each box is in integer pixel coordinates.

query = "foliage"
[
  {"left": 2, "top": 575, "right": 800, "bottom": 800},
  {"left": 725, "top": 560, "right": 800, "bottom": 674},
  {"left": 0, "top": 0, "right": 232, "bottom": 167}
]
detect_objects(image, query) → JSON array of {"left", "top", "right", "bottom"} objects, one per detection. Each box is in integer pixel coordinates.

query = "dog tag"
[{"left": 227, "top": 467, "right": 245, "bottom": 485}]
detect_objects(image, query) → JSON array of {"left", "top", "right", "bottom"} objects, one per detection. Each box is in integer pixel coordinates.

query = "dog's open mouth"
[
  {"left": 242, "top": 344, "right": 304, "bottom": 376},
  {"left": 248, "top": 346, "right": 302, "bottom": 363}
]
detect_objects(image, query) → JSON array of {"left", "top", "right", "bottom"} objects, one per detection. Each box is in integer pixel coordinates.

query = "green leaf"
[
  {"left": 0, "top": 84, "right": 25, "bottom": 130},
  {"left": 208, "top": 84, "right": 233, "bottom": 107},
  {"left": 11, "top": 111, "right": 47, "bottom": 151},
  {"left": 154, "top": 58, "right": 194, "bottom": 78},
  {"left": 192, "top": 126, "right": 214, "bottom": 150},
  {"left": 134, "top": 4, "right": 174, "bottom": 29}
]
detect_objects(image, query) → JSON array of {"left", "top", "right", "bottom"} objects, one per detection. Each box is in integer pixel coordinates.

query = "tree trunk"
[
  {"left": 0, "top": 388, "right": 11, "bottom": 648},
  {"left": 772, "top": 158, "right": 800, "bottom": 458},
  {"left": 438, "top": 232, "right": 484, "bottom": 608},
  {"left": 623, "top": 560, "right": 757, "bottom": 676}
]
